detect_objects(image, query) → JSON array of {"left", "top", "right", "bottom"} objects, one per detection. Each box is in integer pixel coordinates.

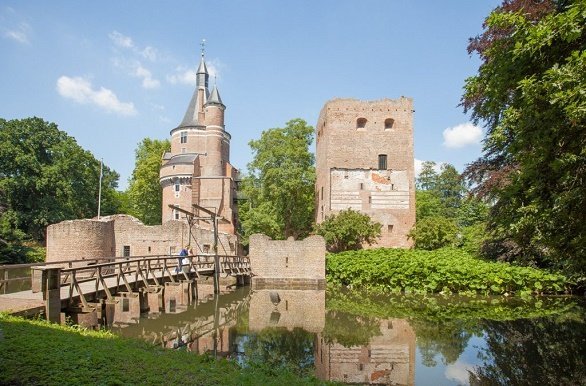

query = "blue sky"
[{"left": 0, "top": 1, "right": 500, "bottom": 190}]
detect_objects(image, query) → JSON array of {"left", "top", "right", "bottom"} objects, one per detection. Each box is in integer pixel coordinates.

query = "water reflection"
[{"left": 110, "top": 284, "right": 586, "bottom": 385}]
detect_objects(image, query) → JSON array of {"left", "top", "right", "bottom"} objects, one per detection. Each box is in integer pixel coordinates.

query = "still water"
[{"left": 111, "top": 284, "right": 585, "bottom": 385}]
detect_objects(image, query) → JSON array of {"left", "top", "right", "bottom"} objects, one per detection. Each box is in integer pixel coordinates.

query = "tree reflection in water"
[
  {"left": 470, "top": 317, "right": 586, "bottom": 386},
  {"left": 241, "top": 327, "right": 315, "bottom": 378}
]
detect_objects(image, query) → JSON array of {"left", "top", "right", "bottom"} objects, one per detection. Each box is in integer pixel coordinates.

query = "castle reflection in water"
[{"left": 111, "top": 284, "right": 416, "bottom": 385}]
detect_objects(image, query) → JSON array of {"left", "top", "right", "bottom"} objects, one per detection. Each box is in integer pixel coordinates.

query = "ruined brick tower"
[
  {"left": 159, "top": 50, "right": 238, "bottom": 233},
  {"left": 315, "top": 98, "right": 416, "bottom": 248}
]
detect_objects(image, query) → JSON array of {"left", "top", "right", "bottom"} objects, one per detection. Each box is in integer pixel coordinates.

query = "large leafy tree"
[
  {"left": 0, "top": 117, "right": 120, "bottom": 243},
  {"left": 239, "top": 119, "right": 315, "bottom": 242},
  {"left": 462, "top": 0, "right": 586, "bottom": 274},
  {"left": 126, "top": 138, "right": 170, "bottom": 225}
]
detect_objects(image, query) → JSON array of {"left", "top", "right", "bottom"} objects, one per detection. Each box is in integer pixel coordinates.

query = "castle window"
[
  {"left": 378, "top": 154, "right": 388, "bottom": 170},
  {"left": 180, "top": 131, "right": 187, "bottom": 144},
  {"left": 384, "top": 118, "right": 395, "bottom": 129},
  {"left": 123, "top": 245, "right": 130, "bottom": 257},
  {"left": 174, "top": 182, "right": 180, "bottom": 192},
  {"left": 388, "top": 224, "right": 394, "bottom": 233},
  {"left": 173, "top": 206, "right": 180, "bottom": 220},
  {"left": 356, "top": 118, "right": 367, "bottom": 129}
]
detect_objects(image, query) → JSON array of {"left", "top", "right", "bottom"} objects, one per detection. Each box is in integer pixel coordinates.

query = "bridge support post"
[{"left": 35, "top": 267, "right": 61, "bottom": 323}]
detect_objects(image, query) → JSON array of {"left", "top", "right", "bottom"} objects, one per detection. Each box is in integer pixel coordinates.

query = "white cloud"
[
  {"left": 414, "top": 159, "right": 444, "bottom": 177},
  {"left": 109, "top": 30, "right": 133, "bottom": 48},
  {"left": 3, "top": 22, "right": 31, "bottom": 44},
  {"left": 56, "top": 76, "right": 137, "bottom": 116},
  {"left": 167, "top": 66, "right": 197, "bottom": 86},
  {"left": 443, "top": 122, "right": 483, "bottom": 148},
  {"left": 445, "top": 360, "right": 475, "bottom": 385},
  {"left": 141, "top": 46, "right": 157, "bottom": 61},
  {"left": 134, "top": 64, "right": 160, "bottom": 89}
]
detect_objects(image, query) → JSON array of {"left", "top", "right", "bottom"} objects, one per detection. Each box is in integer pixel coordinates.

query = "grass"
[{"left": 0, "top": 313, "right": 332, "bottom": 386}]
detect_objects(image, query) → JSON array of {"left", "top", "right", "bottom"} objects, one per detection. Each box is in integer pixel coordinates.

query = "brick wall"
[
  {"left": 45, "top": 214, "right": 238, "bottom": 262},
  {"left": 46, "top": 219, "right": 115, "bottom": 262},
  {"left": 248, "top": 234, "right": 326, "bottom": 288},
  {"left": 315, "top": 98, "right": 416, "bottom": 248}
]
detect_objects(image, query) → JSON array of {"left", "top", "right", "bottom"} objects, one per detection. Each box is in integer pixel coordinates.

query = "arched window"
[
  {"left": 356, "top": 118, "right": 367, "bottom": 129},
  {"left": 384, "top": 118, "right": 395, "bottom": 129}
]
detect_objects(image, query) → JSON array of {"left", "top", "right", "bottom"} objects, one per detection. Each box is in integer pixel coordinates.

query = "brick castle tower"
[
  {"left": 159, "top": 48, "right": 238, "bottom": 234},
  {"left": 315, "top": 98, "right": 416, "bottom": 248}
]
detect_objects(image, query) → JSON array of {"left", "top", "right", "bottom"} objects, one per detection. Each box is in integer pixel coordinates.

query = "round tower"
[{"left": 203, "top": 84, "right": 226, "bottom": 176}]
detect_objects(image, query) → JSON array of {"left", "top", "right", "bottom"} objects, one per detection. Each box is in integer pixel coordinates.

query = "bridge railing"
[{"left": 1, "top": 254, "right": 250, "bottom": 296}]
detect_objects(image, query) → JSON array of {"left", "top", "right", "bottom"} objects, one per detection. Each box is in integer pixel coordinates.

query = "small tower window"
[
  {"left": 384, "top": 118, "right": 395, "bottom": 129},
  {"left": 180, "top": 131, "right": 187, "bottom": 144},
  {"left": 356, "top": 118, "right": 367, "bottom": 129},
  {"left": 174, "top": 207, "right": 180, "bottom": 220},
  {"left": 174, "top": 182, "right": 180, "bottom": 192},
  {"left": 378, "top": 154, "right": 388, "bottom": 170}
]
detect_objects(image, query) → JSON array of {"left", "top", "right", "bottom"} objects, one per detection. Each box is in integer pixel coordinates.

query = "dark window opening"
[
  {"left": 122, "top": 298, "right": 129, "bottom": 312},
  {"left": 384, "top": 118, "right": 395, "bottom": 129},
  {"left": 356, "top": 118, "right": 367, "bottom": 129},
  {"left": 123, "top": 245, "right": 130, "bottom": 257},
  {"left": 203, "top": 244, "right": 210, "bottom": 253},
  {"left": 147, "top": 246, "right": 151, "bottom": 253},
  {"left": 388, "top": 224, "right": 394, "bottom": 233},
  {"left": 378, "top": 154, "right": 388, "bottom": 170},
  {"left": 180, "top": 131, "right": 187, "bottom": 144}
]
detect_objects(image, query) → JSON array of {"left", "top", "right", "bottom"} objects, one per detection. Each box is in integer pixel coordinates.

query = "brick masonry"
[
  {"left": 315, "top": 98, "right": 416, "bottom": 248},
  {"left": 45, "top": 214, "right": 238, "bottom": 262},
  {"left": 248, "top": 234, "right": 326, "bottom": 289}
]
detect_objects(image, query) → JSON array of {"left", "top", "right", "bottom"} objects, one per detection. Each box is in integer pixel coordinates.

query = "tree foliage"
[
  {"left": 413, "top": 162, "right": 488, "bottom": 252},
  {"left": 462, "top": 0, "right": 586, "bottom": 276},
  {"left": 0, "top": 117, "right": 120, "bottom": 247},
  {"left": 126, "top": 138, "right": 170, "bottom": 225},
  {"left": 239, "top": 119, "right": 315, "bottom": 242},
  {"left": 314, "top": 208, "right": 382, "bottom": 253}
]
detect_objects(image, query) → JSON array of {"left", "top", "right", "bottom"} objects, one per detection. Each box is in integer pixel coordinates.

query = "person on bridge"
[{"left": 176, "top": 246, "right": 188, "bottom": 273}]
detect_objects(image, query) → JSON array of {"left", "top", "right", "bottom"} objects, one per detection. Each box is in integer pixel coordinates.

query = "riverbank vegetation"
[
  {"left": 327, "top": 248, "right": 570, "bottom": 295},
  {"left": 0, "top": 313, "right": 330, "bottom": 386}
]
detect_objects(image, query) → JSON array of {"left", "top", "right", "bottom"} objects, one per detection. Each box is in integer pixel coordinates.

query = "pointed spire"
[{"left": 206, "top": 84, "right": 224, "bottom": 107}]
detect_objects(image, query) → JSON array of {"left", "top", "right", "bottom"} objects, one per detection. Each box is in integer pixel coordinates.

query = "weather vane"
[{"left": 200, "top": 39, "right": 206, "bottom": 57}]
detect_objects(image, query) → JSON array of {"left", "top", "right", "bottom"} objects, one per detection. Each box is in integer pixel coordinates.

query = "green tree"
[
  {"left": 417, "top": 161, "right": 439, "bottom": 191},
  {"left": 314, "top": 208, "right": 382, "bottom": 253},
  {"left": 408, "top": 216, "right": 458, "bottom": 250},
  {"left": 0, "top": 118, "right": 120, "bottom": 244},
  {"left": 462, "top": 0, "right": 586, "bottom": 275},
  {"left": 126, "top": 138, "right": 170, "bottom": 225},
  {"left": 239, "top": 119, "right": 315, "bottom": 242}
]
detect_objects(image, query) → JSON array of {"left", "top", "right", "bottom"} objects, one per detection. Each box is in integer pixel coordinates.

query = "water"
[{"left": 111, "top": 284, "right": 586, "bottom": 385}]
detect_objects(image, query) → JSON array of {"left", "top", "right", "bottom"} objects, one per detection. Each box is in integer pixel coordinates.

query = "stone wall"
[
  {"left": 46, "top": 214, "right": 238, "bottom": 262},
  {"left": 248, "top": 234, "right": 326, "bottom": 289}
]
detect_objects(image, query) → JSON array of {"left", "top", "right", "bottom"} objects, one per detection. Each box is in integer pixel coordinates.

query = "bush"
[
  {"left": 326, "top": 247, "right": 570, "bottom": 295},
  {"left": 314, "top": 209, "right": 381, "bottom": 253},
  {"left": 408, "top": 216, "right": 458, "bottom": 250}
]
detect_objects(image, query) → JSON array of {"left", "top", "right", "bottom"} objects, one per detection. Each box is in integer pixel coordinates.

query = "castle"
[
  {"left": 315, "top": 98, "right": 416, "bottom": 248},
  {"left": 159, "top": 52, "right": 238, "bottom": 234}
]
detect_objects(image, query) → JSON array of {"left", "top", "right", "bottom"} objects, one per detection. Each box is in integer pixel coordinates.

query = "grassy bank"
[
  {"left": 326, "top": 247, "right": 570, "bottom": 295},
  {"left": 0, "top": 314, "right": 330, "bottom": 386}
]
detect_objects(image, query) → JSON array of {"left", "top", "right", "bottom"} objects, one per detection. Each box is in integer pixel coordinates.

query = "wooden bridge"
[{"left": 0, "top": 254, "right": 251, "bottom": 325}]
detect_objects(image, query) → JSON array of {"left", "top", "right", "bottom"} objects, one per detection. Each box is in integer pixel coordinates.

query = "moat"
[{"left": 110, "top": 283, "right": 586, "bottom": 385}]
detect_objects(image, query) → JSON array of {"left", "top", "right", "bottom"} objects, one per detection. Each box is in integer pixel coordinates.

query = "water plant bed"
[
  {"left": 326, "top": 247, "right": 570, "bottom": 295},
  {"left": 0, "top": 313, "right": 332, "bottom": 386}
]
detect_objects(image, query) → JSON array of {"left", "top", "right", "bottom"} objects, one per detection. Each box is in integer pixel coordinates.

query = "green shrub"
[
  {"left": 314, "top": 209, "right": 381, "bottom": 252},
  {"left": 408, "top": 216, "right": 458, "bottom": 250},
  {"left": 326, "top": 247, "right": 570, "bottom": 295}
]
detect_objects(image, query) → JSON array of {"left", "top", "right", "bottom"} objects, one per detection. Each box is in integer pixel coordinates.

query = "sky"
[{"left": 0, "top": 1, "right": 501, "bottom": 190}]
